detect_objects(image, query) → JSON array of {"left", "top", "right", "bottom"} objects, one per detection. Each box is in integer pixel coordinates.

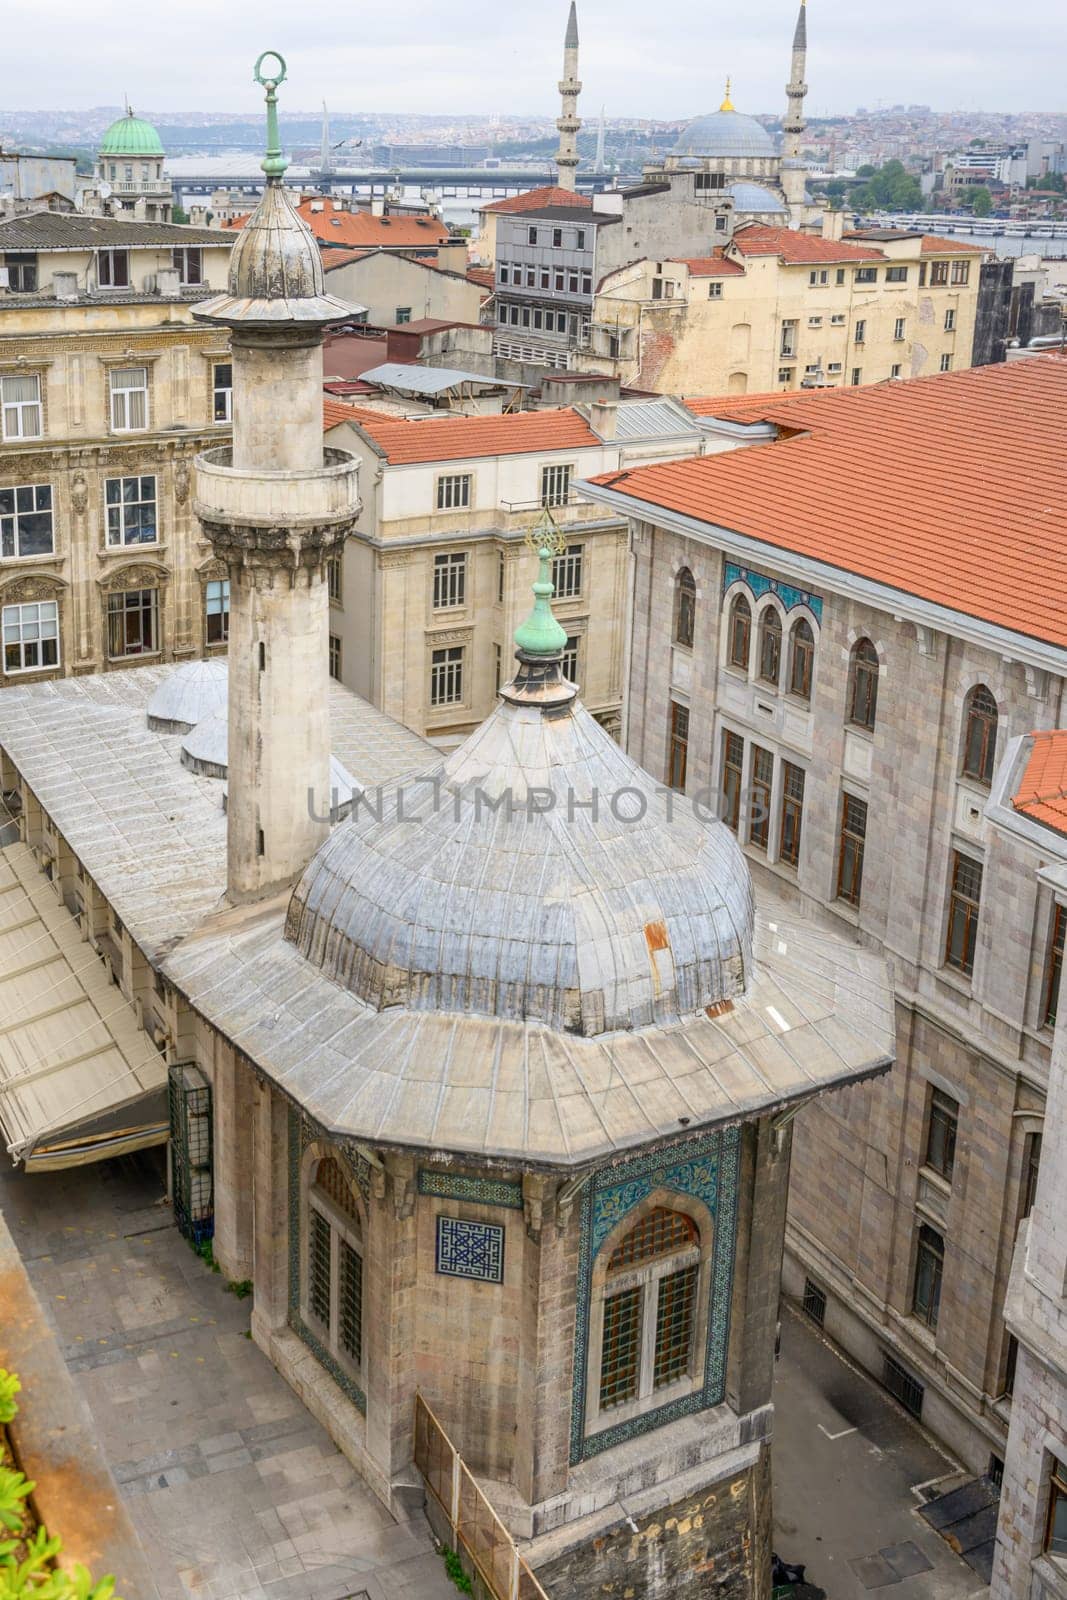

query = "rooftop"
[
  {"left": 586, "top": 360, "right": 1067, "bottom": 655},
  {"left": 338, "top": 405, "right": 603, "bottom": 465},
  {"left": 358, "top": 363, "right": 506, "bottom": 396},
  {"left": 0, "top": 213, "right": 232, "bottom": 251},
  {"left": 224, "top": 203, "right": 450, "bottom": 251},
  {"left": 671, "top": 253, "right": 747, "bottom": 278},
  {"left": 730, "top": 225, "right": 886, "bottom": 264},
  {"left": 480, "top": 186, "right": 594, "bottom": 216},
  {"left": 1011, "top": 730, "right": 1067, "bottom": 836}
]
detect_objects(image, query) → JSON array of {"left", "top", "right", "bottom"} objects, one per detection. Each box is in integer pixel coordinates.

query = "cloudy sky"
[{"left": 1, "top": 0, "right": 1060, "bottom": 116}]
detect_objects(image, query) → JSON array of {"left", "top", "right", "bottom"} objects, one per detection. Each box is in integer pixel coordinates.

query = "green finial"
[
  {"left": 514, "top": 511, "right": 568, "bottom": 657},
  {"left": 253, "top": 51, "right": 289, "bottom": 181}
]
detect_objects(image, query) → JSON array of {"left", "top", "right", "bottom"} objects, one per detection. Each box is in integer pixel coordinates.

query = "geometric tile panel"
[
  {"left": 418, "top": 1168, "right": 524, "bottom": 1209},
  {"left": 435, "top": 1216, "right": 505, "bottom": 1284},
  {"left": 723, "top": 559, "right": 823, "bottom": 622}
]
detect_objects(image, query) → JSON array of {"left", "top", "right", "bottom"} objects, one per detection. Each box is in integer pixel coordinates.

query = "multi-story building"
[
  {"left": 0, "top": 212, "right": 234, "bottom": 682},
  {"left": 579, "top": 358, "right": 1067, "bottom": 1476},
  {"left": 580, "top": 224, "right": 985, "bottom": 393},
  {"left": 82, "top": 109, "right": 174, "bottom": 223}
]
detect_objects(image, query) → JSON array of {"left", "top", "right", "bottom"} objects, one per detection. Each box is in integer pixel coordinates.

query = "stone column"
[{"left": 211, "top": 1043, "right": 255, "bottom": 1282}]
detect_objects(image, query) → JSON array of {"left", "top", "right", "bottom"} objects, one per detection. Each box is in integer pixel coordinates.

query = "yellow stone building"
[
  {"left": 581, "top": 224, "right": 985, "bottom": 396},
  {"left": 0, "top": 213, "right": 235, "bottom": 680}
]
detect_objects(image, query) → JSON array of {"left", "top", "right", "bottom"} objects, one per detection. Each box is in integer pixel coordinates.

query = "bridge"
[{"left": 169, "top": 166, "right": 634, "bottom": 203}]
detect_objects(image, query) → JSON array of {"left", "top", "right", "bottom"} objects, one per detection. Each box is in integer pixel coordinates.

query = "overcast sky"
[{"left": 2, "top": 0, "right": 1062, "bottom": 118}]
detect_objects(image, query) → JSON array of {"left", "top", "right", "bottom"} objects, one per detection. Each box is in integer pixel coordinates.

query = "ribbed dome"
[
  {"left": 286, "top": 685, "right": 755, "bottom": 1037},
  {"left": 146, "top": 659, "right": 228, "bottom": 734},
  {"left": 674, "top": 110, "right": 775, "bottom": 160},
  {"left": 195, "top": 183, "right": 352, "bottom": 327},
  {"left": 729, "top": 181, "right": 787, "bottom": 215},
  {"left": 100, "top": 112, "right": 164, "bottom": 157}
]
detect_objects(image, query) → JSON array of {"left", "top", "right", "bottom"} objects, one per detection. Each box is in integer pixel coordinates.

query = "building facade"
[
  {"left": 0, "top": 213, "right": 234, "bottom": 682},
  {"left": 85, "top": 109, "right": 174, "bottom": 223},
  {"left": 581, "top": 360, "right": 1067, "bottom": 1477}
]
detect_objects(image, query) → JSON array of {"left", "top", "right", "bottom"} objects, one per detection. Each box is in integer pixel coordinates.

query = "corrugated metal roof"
[
  {"left": 0, "top": 213, "right": 232, "bottom": 250},
  {"left": 360, "top": 363, "right": 503, "bottom": 395},
  {"left": 613, "top": 397, "right": 703, "bottom": 441}
]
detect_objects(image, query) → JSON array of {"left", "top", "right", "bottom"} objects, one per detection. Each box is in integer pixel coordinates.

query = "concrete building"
[
  {"left": 579, "top": 359, "right": 1067, "bottom": 1477},
  {"left": 581, "top": 225, "right": 985, "bottom": 394},
  {"left": 83, "top": 109, "right": 174, "bottom": 223},
  {"left": 0, "top": 211, "right": 234, "bottom": 681},
  {"left": 988, "top": 734, "right": 1067, "bottom": 1600},
  {"left": 0, "top": 149, "right": 78, "bottom": 217},
  {"left": 0, "top": 52, "right": 895, "bottom": 1600},
  {"left": 321, "top": 242, "right": 484, "bottom": 328}
]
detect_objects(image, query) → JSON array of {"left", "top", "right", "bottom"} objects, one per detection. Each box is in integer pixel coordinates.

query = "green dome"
[{"left": 99, "top": 111, "right": 164, "bottom": 157}]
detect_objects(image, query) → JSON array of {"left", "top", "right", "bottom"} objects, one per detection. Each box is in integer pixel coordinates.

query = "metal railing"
[{"left": 414, "top": 1393, "right": 550, "bottom": 1600}]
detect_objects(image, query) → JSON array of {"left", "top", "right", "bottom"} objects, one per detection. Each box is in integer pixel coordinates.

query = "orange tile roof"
[
  {"left": 480, "top": 186, "right": 593, "bottom": 215},
  {"left": 589, "top": 359, "right": 1067, "bottom": 651},
  {"left": 336, "top": 406, "right": 602, "bottom": 465},
  {"left": 1012, "top": 730, "right": 1067, "bottom": 835},
  {"left": 466, "top": 265, "right": 496, "bottom": 290},
  {"left": 672, "top": 253, "right": 746, "bottom": 278},
  {"left": 322, "top": 398, "right": 391, "bottom": 430},
  {"left": 920, "top": 235, "right": 988, "bottom": 253},
  {"left": 731, "top": 225, "right": 886, "bottom": 264},
  {"left": 224, "top": 204, "right": 449, "bottom": 250}
]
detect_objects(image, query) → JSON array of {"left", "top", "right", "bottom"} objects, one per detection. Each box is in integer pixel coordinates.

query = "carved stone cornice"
[
  {"left": 0, "top": 571, "right": 67, "bottom": 603},
  {"left": 197, "top": 515, "right": 356, "bottom": 581},
  {"left": 96, "top": 560, "right": 170, "bottom": 593}
]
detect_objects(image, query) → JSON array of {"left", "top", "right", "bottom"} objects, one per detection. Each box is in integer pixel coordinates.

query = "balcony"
[
  {"left": 193, "top": 446, "right": 360, "bottom": 530},
  {"left": 108, "top": 180, "right": 172, "bottom": 196}
]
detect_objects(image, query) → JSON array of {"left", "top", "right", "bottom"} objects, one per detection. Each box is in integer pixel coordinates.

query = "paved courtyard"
[
  {"left": 773, "top": 1302, "right": 987, "bottom": 1600},
  {"left": 0, "top": 1149, "right": 455, "bottom": 1600}
]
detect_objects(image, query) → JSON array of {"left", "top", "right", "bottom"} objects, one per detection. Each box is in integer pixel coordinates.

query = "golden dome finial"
[{"left": 720, "top": 76, "right": 735, "bottom": 112}]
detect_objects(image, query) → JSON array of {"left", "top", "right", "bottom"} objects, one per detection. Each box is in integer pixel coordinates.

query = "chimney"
[
  {"left": 370, "top": 194, "right": 385, "bottom": 217},
  {"left": 157, "top": 265, "right": 182, "bottom": 298},
  {"left": 436, "top": 239, "right": 469, "bottom": 274},
  {"left": 53, "top": 270, "right": 80, "bottom": 301},
  {"left": 821, "top": 209, "right": 845, "bottom": 241},
  {"left": 587, "top": 398, "right": 617, "bottom": 439}
]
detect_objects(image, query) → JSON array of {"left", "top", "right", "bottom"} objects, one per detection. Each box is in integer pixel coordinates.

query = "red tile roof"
[
  {"left": 920, "top": 235, "right": 988, "bottom": 253},
  {"left": 334, "top": 406, "right": 602, "bottom": 465},
  {"left": 672, "top": 252, "right": 746, "bottom": 278},
  {"left": 480, "top": 186, "right": 593, "bottom": 215},
  {"left": 730, "top": 226, "right": 886, "bottom": 264},
  {"left": 466, "top": 265, "right": 496, "bottom": 291},
  {"left": 224, "top": 203, "right": 449, "bottom": 250},
  {"left": 590, "top": 359, "right": 1067, "bottom": 650},
  {"left": 322, "top": 398, "right": 390, "bottom": 430},
  {"left": 1012, "top": 731, "right": 1067, "bottom": 835}
]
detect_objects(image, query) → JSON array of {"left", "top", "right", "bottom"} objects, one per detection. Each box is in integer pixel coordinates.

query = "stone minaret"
[
  {"left": 192, "top": 51, "right": 359, "bottom": 903},
  {"left": 556, "top": 2, "right": 582, "bottom": 192},
  {"left": 782, "top": 0, "right": 809, "bottom": 222}
]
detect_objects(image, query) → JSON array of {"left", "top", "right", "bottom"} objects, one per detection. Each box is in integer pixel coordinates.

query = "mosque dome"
[
  {"left": 146, "top": 659, "right": 228, "bottom": 734},
  {"left": 286, "top": 546, "right": 755, "bottom": 1037},
  {"left": 729, "top": 181, "right": 787, "bottom": 215},
  {"left": 99, "top": 111, "right": 164, "bottom": 157},
  {"left": 179, "top": 706, "right": 358, "bottom": 802},
  {"left": 674, "top": 110, "right": 776, "bottom": 161}
]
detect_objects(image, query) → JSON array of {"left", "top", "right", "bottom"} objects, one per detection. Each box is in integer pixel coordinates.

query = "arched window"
[
  {"left": 961, "top": 685, "right": 998, "bottom": 784},
  {"left": 727, "top": 594, "right": 751, "bottom": 671},
  {"left": 788, "top": 618, "right": 815, "bottom": 700},
  {"left": 597, "top": 1207, "right": 701, "bottom": 1411},
  {"left": 758, "top": 608, "right": 782, "bottom": 686},
  {"left": 304, "top": 1153, "right": 363, "bottom": 1373},
  {"left": 848, "top": 638, "right": 879, "bottom": 730},
  {"left": 674, "top": 568, "right": 696, "bottom": 649}
]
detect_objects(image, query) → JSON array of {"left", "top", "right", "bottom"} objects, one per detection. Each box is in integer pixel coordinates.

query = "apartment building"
[
  {"left": 578, "top": 359, "right": 1067, "bottom": 1476},
  {"left": 0, "top": 212, "right": 234, "bottom": 681},
  {"left": 580, "top": 224, "right": 985, "bottom": 393}
]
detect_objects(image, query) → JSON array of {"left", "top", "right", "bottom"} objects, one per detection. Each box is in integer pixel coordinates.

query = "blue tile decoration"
[
  {"left": 723, "top": 560, "right": 823, "bottom": 623},
  {"left": 435, "top": 1215, "right": 505, "bottom": 1283},
  {"left": 287, "top": 1107, "right": 367, "bottom": 1414},
  {"left": 418, "top": 1168, "right": 524, "bottom": 1210},
  {"left": 569, "top": 1125, "right": 741, "bottom": 1464}
]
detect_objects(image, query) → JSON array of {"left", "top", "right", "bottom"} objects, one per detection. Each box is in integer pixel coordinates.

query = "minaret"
[
  {"left": 594, "top": 106, "right": 606, "bottom": 174},
  {"left": 555, "top": 1, "right": 582, "bottom": 193},
  {"left": 192, "top": 52, "right": 359, "bottom": 903},
  {"left": 782, "top": 0, "right": 810, "bottom": 222}
]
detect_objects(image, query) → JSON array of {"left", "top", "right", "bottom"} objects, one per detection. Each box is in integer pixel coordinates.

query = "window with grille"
[
  {"left": 882, "top": 1353, "right": 924, "bottom": 1418},
  {"left": 540, "top": 463, "right": 572, "bottom": 508},
  {"left": 97, "top": 248, "right": 130, "bottom": 288},
  {"left": 749, "top": 745, "right": 773, "bottom": 850},
  {"left": 912, "top": 1223, "right": 944, "bottom": 1329},
  {"left": 308, "top": 1208, "right": 332, "bottom": 1326},
  {"left": 961, "top": 686, "right": 998, "bottom": 784},
  {"left": 600, "top": 1286, "right": 642, "bottom": 1407},
  {"left": 924, "top": 1088, "right": 958, "bottom": 1182},
  {"left": 338, "top": 1238, "right": 363, "bottom": 1364},
  {"left": 562, "top": 634, "right": 580, "bottom": 683},
  {"left": 305, "top": 1155, "right": 364, "bottom": 1374},
  {"left": 205, "top": 578, "right": 229, "bottom": 644},
  {"left": 779, "top": 762, "right": 805, "bottom": 868},
  {"left": 1021, "top": 1131, "right": 1042, "bottom": 1219},
  {"left": 667, "top": 702, "right": 689, "bottom": 792},
  {"left": 172, "top": 246, "right": 203, "bottom": 285},
  {"left": 836, "top": 793, "right": 868, "bottom": 906},
  {"left": 722, "top": 730, "right": 744, "bottom": 832},
  {"left": 2, "top": 600, "right": 59, "bottom": 675},
  {"left": 105, "top": 475, "right": 157, "bottom": 545},
  {"left": 945, "top": 850, "right": 982, "bottom": 975},
  {"left": 107, "top": 588, "right": 159, "bottom": 658},
  {"left": 596, "top": 1208, "right": 701, "bottom": 1418},
  {"left": 213, "top": 363, "right": 232, "bottom": 423},
  {"left": 328, "top": 634, "right": 342, "bottom": 681},
  {"left": 0, "top": 484, "right": 53, "bottom": 558},
  {"left": 433, "top": 550, "right": 467, "bottom": 609},
  {"left": 436, "top": 473, "right": 472, "bottom": 511},
  {"left": 728, "top": 594, "right": 751, "bottom": 671},
  {"left": 758, "top": 608, "right": 781, "bottom": 686},
  {"left": 654, "top": 1265, "right": 697, "bottom": 1388},
  {"left": 788, "top": 618, "right": 814, "bottom": 700},
  {"left": 674, "top": 568, "right": 696, "bottom": 648},
  {"left": 430, "top": 645, "right": 463, "bottom": 707},
  {"left": 0, "top": 374, "right": 43, "bottom": 441},
  {"left": 802, "top": 1278, "right": 827, "bottom": 1326},
  {"left": 848, "top": 639, "right": 879, "bottom": 730},
  {"left": 109, "top": 366, "right": 148, "bottom": 431},
  {"left": 553, "top": 542, "right": 583, "bottom": 597}
]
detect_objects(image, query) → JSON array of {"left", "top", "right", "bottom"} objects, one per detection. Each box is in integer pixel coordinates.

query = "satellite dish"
[{"left": 99, "top": 181, "right": 112, "bottom": 199}]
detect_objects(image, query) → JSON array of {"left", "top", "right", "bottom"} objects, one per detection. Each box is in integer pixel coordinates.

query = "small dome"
[
  {"left": 195, "top": 182, "right": 351, "bottom": 327},
  {"left": 674, "top": 110, "right": 776, "bottom": 160},
  {"left": 729, "top": 181, "right": 787, "bottom": 215},
  {"left": 286, "top": 685, "right": 755, "bottom": 1036},
  {"left": 180, "top": 708, "right": 358, "bottom": 804},
  {"left": 100, "top": 111, "right": 164, "bottom": 157},
  {"left": 146, "top": 659, "right": 228, "bottom": 734}
]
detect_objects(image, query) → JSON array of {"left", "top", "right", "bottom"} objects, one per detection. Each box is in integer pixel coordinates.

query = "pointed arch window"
[
  {"left": 758, "top": 607, "right": 782, "bottom": 686},
  {"left": 597, "top": 1207, "right": 701, "bottom": 1412},
  {"left": 961, "top": 685, "right": 998, "bottom": 785},
  {"left": 788, "top": 617, "right": 815, "bottom": 701},
  {"left": 304, "top": 1152, "right": 364, "bottom": 1373},
  {"left": 674, "top": 568, "right": 696, "bottom": 649},
  {"left": 727, "top": 593, "right": 751, "bottom": 671},
  {"left": 848, "top": 638, "right": 879, "bottom": 731}
]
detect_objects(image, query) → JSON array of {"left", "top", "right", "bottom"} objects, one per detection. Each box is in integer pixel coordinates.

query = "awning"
[{"left": 0, "top": 844, "right": 168, "bottom": 1170}]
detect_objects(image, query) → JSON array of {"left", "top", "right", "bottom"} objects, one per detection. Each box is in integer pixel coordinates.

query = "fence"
[{"left": 413, "top": 1393, "right": 551, "bottom": 1600}]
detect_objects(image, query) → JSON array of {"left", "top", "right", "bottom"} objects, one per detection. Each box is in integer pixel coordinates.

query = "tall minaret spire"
[
  {"left": 782, "top": 0, "right": 810, "bottom": 223},
  {"left": 555, "top": 1, "right": 582, "bottom": 192}
]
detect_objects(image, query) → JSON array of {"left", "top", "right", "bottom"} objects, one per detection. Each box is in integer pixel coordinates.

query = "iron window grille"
[
  {"left": 168, "top": 1062, "right": 213, "bottom": 1245},
  {"left": 598, "top": 1208, "right": 701, "bottom": 1413},
  {"left": 802, "top": 1278, "right": 827, "bottom": 1326},
  {"left": 0, "top": 484, "right": 53, "bottom": 558},
  {"left": 882, "top": 1353, "right": 924, "bottom": 1418}
]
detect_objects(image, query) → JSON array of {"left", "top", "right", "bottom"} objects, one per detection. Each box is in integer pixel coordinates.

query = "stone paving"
[{"left": 0, "top": 1150, "right": 455, "bottom": 1600}]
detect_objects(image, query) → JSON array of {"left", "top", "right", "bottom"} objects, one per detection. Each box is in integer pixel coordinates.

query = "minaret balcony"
[{"left": 193, "top": 446, "right": 360, "bottom": 540}]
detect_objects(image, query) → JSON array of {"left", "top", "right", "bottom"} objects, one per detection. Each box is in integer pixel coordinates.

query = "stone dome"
[
  {"left": 674, "top": 110, "right": 776, "bottom": 161},
  {"left": 146, "top": 659, "right": 228, "bottom": 734},
  {"left": 729, "top": 181, "right": 787, "bottom": 215},
  {"left": 100, "top": 111, "right": 164, "bottom": 157},
  {"left": 286, "top": 675, "right": 755, "bottom": 1037},
  {"left": 196, "top": 182, "right": 351, "bottom": 327}
]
